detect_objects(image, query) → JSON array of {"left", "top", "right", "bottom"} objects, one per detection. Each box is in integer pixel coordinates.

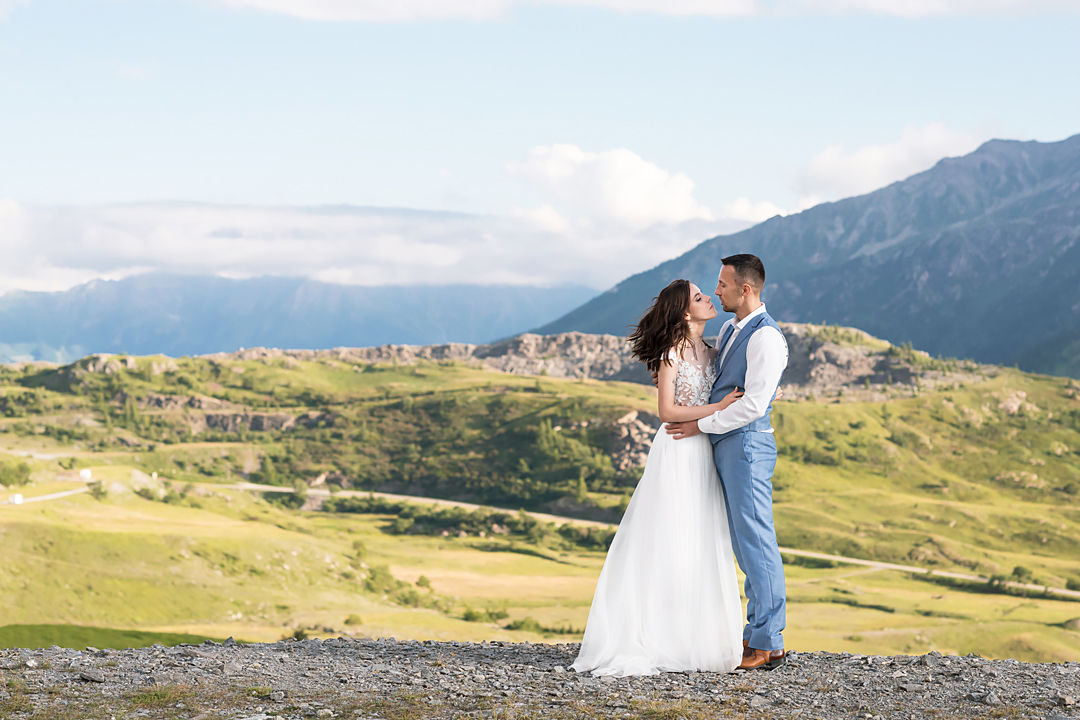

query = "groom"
[{"left": 665, "top": 253, "right": 789, "bottom": 671}]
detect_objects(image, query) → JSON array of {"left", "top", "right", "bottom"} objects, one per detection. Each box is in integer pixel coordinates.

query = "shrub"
[
  {"left": 463, "top": 606, "right": 507, "bottom": 622},
  {"left": 351, "top": 539, "right": 367, "bottom": 559},
  {"left": 0, "top": 461, "right": 31, "bottom": 487},
  {"left": 505, "top": 616, "right": 543, "bottom": 633},
  {"left": 392, "top": 587, "right": 423, "bottom": 607},
  {"left": 1012, "top": 566, "right": 1034, "bottom": 583}
]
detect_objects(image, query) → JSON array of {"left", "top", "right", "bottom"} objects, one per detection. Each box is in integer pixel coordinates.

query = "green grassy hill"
[{"left": 0, "top": 338, "right": 1078, "bottom": 659}]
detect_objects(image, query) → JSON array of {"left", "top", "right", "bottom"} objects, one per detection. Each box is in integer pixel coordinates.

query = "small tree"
[
  {"left": 259, "top": 455, "right": 278, "bottom": 485},
  {"left": 573, "top": 468, "right": 588, "bottom": 503},
  {"left": 0, "top": 461, "right": 31, "bottom": 487},
  {"left": 1011, "top": 566, "right": 1034, "bottom": 583}
]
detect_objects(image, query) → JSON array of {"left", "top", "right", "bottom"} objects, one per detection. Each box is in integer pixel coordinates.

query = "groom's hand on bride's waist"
[{"left": 664, "top": 420, "right": 701, "bottom": 440}]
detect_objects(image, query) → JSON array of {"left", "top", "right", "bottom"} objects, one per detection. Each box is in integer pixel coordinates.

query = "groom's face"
[{"left": 715, "top": 266, "right": 741, "bottom": 313}]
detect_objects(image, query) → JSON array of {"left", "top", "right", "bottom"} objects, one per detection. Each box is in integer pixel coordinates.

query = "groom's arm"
[{"left": 695, "top": 327, "right": 788, "bottom": 435}]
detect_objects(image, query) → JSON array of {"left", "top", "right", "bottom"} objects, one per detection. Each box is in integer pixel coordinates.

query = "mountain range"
[
  {"left": 0, "top": 275, "right": 596, "bottom": 363},
  {"left": 537, "top": 134, "right": 1080, "bottom": 378},
  {"left": 2, "top": 135, "right": 1077, "bottom": 375}
]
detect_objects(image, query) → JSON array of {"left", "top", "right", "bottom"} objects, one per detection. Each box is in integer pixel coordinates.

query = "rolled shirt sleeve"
[{"left": 697, "top": 326, "right": 788, "bottom": 435}]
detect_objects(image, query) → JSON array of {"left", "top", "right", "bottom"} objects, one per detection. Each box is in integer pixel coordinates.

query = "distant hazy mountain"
[
  {"left": 0, "top": 275, "right": 597, "bottom": 363},
  {"left": 537, "top": 134, "right": 1080, "bottom": 378}
]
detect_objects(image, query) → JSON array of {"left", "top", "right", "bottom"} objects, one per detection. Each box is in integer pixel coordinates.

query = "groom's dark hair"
[{"left": 722, "top": 253, "right": 765, "bottom": 291}]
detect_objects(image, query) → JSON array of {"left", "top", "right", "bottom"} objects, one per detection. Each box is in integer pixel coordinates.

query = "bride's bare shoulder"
[
  {"left": 664, "top": 341, "right": 694, "bottom": 364},
  {"left": 660, "top": 346, "right": 682, "bottom": 368}
]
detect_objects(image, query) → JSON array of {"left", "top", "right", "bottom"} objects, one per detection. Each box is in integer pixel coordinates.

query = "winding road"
[
  {"left": 205, "top": 480, "right": 1080, "bottom": 601},
  {"left": 6, "top": 476, "right": 1078, "bottom": 601}
]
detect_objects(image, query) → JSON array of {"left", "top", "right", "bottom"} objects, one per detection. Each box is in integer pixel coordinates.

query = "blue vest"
[{"left": 707, "top": 310, "right": 784, "bottom": 444}]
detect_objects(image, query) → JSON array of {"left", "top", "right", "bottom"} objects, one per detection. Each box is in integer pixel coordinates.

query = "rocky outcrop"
[
  {"left": 77, "top": 353, "right": 137, "bottom": 375},
  {"left": 200, "top": 409, "right": 333, "bottom": 434},
  {"left": 777, "top": 324, "right": 991, "bottom": 400},
  {"left": 204, "top": 333, "right": 651, "bottom": 383},
  {"left": 474, "top": 332, "right": 648, "bottom": 383},
  {"left": 139, "top": 392, "right": 234, "bottom": 411},
  {"left": 129, "top": 390, "right": 335, "bottom": 434},
  {"left": 203, "top": 411, "right": 300, "bottom": 433},
  {"left": 203, "top": 325, "right": 991, "bottom": 402}
]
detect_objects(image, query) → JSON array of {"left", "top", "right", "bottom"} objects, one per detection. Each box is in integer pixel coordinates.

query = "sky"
[{"left": 1, "top": 0, "right": 1078, "bottom": 293}]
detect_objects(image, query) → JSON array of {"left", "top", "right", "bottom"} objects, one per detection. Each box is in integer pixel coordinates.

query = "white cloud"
[
  {"left": 0, "top": 126, "right": 988, "bottom": 296},
  {"left": 796, "top": 123, "right": 981, "bottom": 205},
  {"left": 0, "top": 139, "right": 759, "bottom": 296},
  {"left": 721, "top": 197, "right": 788, "bottom": 223},
  {"left": 0, "top": 198, "right": 29, "bottom": 250},
  {"left": 212, "top": 0, "right": 1078, "bottom": 20},
  {"left": 791, "top": 0, "right": 1080, "bottom": 17},
  {"left": 4, "top": 0, "right": 1075, "bottom": 22},
  {"left": 0, "top": 198, "right": 154, "bottom": 293},
  {"left": 509, "top": 144, "right": 714, "bottom": 230},
  {"left": 0, "top": 0, "right": 28, "bottom": 19},
  {"left": 0, "top": 201, "right": 745, "bottom": 295},
  {"left": 547, "top": 0, "right": 756, "bottom": 15},
  {"left": 216, "top": 0, "right": 757, "bottom": 21},
  {"left": 512, "top": 204, "right": 570, "bottom": 234},
  {"left": 215, "top": 0, "right": 509, "bottom": 22}
]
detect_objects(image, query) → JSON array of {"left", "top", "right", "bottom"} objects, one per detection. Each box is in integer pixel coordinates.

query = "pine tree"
[
  {"left": 574, "top": 468, "right": 588, "bottom": 502},
  {"left": 261, "top": 455, "right": 278, "bottom": 485}
]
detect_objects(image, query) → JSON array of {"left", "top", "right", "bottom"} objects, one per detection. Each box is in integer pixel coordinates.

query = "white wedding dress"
[{"left": 570, "top": 345, "right": 743, "bottom": 676}]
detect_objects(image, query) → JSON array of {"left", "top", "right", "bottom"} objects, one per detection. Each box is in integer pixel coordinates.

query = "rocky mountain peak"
[{"left": 535, "top": 133, "right": 1080, "bottom": 379}]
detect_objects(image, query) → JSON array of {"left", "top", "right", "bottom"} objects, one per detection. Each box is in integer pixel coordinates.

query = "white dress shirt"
[{"left": 697, "top": 303, "right": 788, "bottom": 435}]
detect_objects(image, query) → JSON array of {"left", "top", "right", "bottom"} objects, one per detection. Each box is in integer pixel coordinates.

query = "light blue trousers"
[{"left": 713, "top": 431, "right": 786, "bottom": 651}]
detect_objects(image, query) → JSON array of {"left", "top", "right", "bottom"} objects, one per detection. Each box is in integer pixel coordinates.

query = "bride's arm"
[{"left": 656, "top": 361, "right": 743, "bottom": 423}]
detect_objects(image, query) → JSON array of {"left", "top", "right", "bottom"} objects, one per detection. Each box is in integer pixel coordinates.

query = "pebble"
[
  {"left": 79, "top": 669, "right": 106, "bottom": 683},
  {"left": 0, "top": 641, "right": 1076, "bottom": 719}
]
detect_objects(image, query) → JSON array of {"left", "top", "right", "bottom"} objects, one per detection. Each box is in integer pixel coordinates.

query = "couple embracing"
[{"left": 571, "top": 253, "right": 788, "bottom": 677}]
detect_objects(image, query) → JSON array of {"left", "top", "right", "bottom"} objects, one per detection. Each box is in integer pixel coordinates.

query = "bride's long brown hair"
[{"left": 628, "top": 279, "right": 693, "bottom": 373}]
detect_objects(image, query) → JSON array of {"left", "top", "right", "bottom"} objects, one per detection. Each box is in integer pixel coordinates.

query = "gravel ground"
[{"left": 1, "top": 638, "right": 1078, "bottom": 719}]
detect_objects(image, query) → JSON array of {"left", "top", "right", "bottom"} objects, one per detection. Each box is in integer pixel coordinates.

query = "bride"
[{"left": 570, "top": 279, "right": 744, "bottom": 677}]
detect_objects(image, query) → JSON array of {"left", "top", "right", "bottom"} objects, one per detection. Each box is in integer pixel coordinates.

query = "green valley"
[{"left": 0, "top": 333, "right": 1078, "bottom": 661}]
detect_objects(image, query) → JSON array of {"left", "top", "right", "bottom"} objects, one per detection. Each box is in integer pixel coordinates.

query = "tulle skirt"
[{"left": 570, "top": 429, "right": 743, "bottom": 676}]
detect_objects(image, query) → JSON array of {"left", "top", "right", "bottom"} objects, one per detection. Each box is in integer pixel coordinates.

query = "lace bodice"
[{"left": 670, "top": 344, "right": 717, "bottom": 407}]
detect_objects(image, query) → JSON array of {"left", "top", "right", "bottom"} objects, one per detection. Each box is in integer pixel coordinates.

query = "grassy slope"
[
  {"left": 0, "top": 625, "right": 216, "bottom": 649},
  {"left": 771, "top": 371, "right": 1080, "bottom": 587},
  {"left": 0, "top": 347, "right": 1078, "bottom": 658},
  {"left": 2, "top": 487, "right": 1077, "bottom": 661}
]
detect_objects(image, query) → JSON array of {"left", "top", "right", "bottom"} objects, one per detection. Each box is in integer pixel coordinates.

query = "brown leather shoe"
[{"left": 737, "top": 647, "right": 786, "bottom": 671}]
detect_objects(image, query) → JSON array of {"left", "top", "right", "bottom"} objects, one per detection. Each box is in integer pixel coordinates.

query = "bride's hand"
[{"left": 720, "top": 388, "right": 744, "bottom": 408}]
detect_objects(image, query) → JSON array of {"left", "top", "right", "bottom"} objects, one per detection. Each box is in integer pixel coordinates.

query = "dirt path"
[
  {"left": 205, "top": 481, "right": 613, "bottom": 529},
  {"left": 11, "top": 475, "right": 1079, "bottom": 602},
  {"left": 0, "top": 486, "right": 88, "bottom": 506},
  {"left": 200, "top": 481, "right": 1080, "bottom": 601}
]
